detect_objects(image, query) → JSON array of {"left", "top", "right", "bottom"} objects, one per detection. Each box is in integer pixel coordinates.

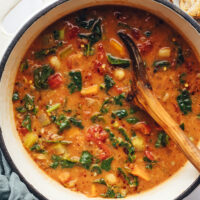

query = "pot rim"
[{"left": 0, "top": 0, "right": 199, "bottom": 199}]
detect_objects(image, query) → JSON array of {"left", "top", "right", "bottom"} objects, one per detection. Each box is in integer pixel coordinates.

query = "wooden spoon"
[{"left": 118, "top": 31, "right": 200, "bottom": 172}]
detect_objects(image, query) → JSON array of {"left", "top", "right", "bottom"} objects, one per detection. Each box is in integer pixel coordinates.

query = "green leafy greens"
[
  {"left": 155, "top": 131, "right": 169, "bottom": 148},
  {"left": 68, "top": 71, "right": 82, "bottom": 93},
  {"left": 152, "top": 60, "right": 170, "bottom": 73},
  {"left": 69, "top": 117, "right": 84, "bottom": 129},
  {"left": 78, "top": 18, "right": 102, "bottom": 56},
  {"left": 104, "top": 74, "right": 115, "bottom": 92},
  {"left": 12, "top": 92, "right": 19, "bottom": 101},
  {"left": 100, "top": 157, "right": 113, "bottom": 171},
  {"left": 118, "top": 168, "right": 138, "bottom": 187},
  {"left": 111, "top": 109, "right": 128, "bottom": 119},
  {"left": 126, "top": 117, "right": 139, "bottom": 124},
  {"left": 143, "top": 156, "right": 157, "bottom": 169},
  {"left": 50, "top": 155, "right": 76, "bottom": 169},
  {"left": 107, "top": 53, "right": 130, "bottom": 68},
  {"left": 34, "top": 65, "right": 55, "bottom": 90},
  {"left": 55, "top": 114, "right": 71, "bottom": 133},
  {"left": 114, "top": 93, "right": 125, "bottom": 106},
  {"left": 177, "top": 90, "right": 192, "bottom": 114},
  {"left": 80, "top": 151, "right": 93, "bottom": 169},
  {"left": 22, "top": 115, "right": 32, "bottom": 132}
]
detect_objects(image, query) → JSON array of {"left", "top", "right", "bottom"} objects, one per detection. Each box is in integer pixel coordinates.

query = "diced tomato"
[
  {"left": 137, "top": 40, "right": 153, "bottom": 55},
  {"left": 132, "top": 122, "right": 151, "bottom": 135},
  {"left": 114, "top": 86, "right": 124, "bottom": 94},
  {"left": 97, "top": 43, "right": 104, "bottom": 52},
  {"left": 87, "top": 125, "right": 108, "bottom": 142},
  {"left": 48, "top": 73, "right": 63, "bottom": 89},
  {"left": 97, "top": 141, "right": 111, "bottom": 160},
  {"left": 97, "top": 43, "right": 106, "bottom": 61},
  {"left": 66, "top": 22, "right": 80, "bottom": 39},
  {"left": 131, "top": 28, "right": 140, "bottom": 40},
  {"left": 86, "top": 125, "right": 110, "bottom": 160},
  {"left": 92, "top": 43, "right": 106, "bottom": 75},
  {"left": 145, "top": 150, "right": 155, "bottom": 161},
  {"left": 93, "top": 60, "right": 105, "bottom": 75},
  {"left": 18, "top": 127, "right": 28, "bottom": 135}
]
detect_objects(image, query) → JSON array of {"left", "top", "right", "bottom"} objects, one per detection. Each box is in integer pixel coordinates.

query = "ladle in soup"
[{"left": 118, "top": 31, "right": 200, "bottom": 172}]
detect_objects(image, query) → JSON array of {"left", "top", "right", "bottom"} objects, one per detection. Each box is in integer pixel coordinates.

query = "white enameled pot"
[{"left": 0, "top": 0, "right": 199, "bottom": 200}]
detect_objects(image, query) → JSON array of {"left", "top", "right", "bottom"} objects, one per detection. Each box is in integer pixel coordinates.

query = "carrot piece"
[
  {"left": 130, "top": 164, "right": 150, "bottom": 181},
  {"left": 110, "top": 38, "right": 125, "bottom": 56}
]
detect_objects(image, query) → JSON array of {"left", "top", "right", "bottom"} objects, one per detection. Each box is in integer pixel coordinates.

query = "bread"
[{"left": 180, "top": 0, "right": 200, "bottom": 18}]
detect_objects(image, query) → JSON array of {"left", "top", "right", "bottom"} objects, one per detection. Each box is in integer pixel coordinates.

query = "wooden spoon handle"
[{"left": 137, "top": 81, "right": 200, "bottom": 172}]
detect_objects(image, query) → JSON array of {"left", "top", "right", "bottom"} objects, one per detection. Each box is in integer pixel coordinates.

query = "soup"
[{"left": 12, "top": 6, "right": 200, "bottom": 198}]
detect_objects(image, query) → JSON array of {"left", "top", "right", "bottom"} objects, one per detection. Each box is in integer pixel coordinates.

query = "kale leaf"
[
  {"left": 100, "top": 157, "right": 113, "bottom": 171},
  {"left": 105, "top": 128, "right": 119, "bottom": 148},
  {"left": 126, "top": 117, "right": 139, "bottom": 124},
  {"left": 118, "top": 168, "right": 138, "bottom": 187},
  {"left": 100, "top": 98, "right": 113, "bottom": 114},
  {"left": 24, "top": 94, "right": 35, "bottom": 112},
  {"left": 76, "top": 17, "right": 96, "bottom": 29},
  {"left": 90, "top": 113, "right": 105, "bottom": 123},
  {"left": 80, "top": 151, "right": 93, "bottom": 170},
  {"left": 143, "top": 156, "right": 157, "bottom": 169},
  {"left": 69, "top": 117, "right": 84, "bottom": 129},
  {"left": 94, "top": 178, "right": 107, "bottom": 185},
  {"left": 155, "top": 131, "right": 169, "bottom": 148},
  {"left": 91, "top": 164, "right": 102, "bottom": 174},
  {"left": 30, "top": 143, "right": 46, "bottom": 153},
  {"left": 114, "top": 93, "right": 125, "bottom": 106},
  {"left": 34, "top": 65, "right": 55, "bottom": 90},
  {"left": 104, "top": 75, "right": 115, "bottom": 92},
  {"left": 20, "top": 60, "right": 29, "bottom": 72},
  {"left": 177, "top": 90, "right": 192, "bottom": 114},
  {"left": 112, "top": 109, "right": 128, "bottom": 119},
  {"left": 22, "top": 115, "right": 32, "bottom": 132},
  {"left": 68, "top": 71, "right": 82, "bottom": 93},
  {"left": 60, "top": 159, "right": 76, "bottom": 168},
  {"left": 12, "top": 92, "right": 19, "bottom": 101},
  {"left": 50, "top": 155, "right": 76, "bottom": 169},
  {"left": 78, "top": 18, "right": 102, "bottom": 56},
  {"left": 55, "top": 114, "right": 71, "bottom": 133},
  {"left": 107, "top": 53, "right": 130, "bottom": 68},
  {"left": 152, "top": 60, "right": 170, "bottom": 73}
]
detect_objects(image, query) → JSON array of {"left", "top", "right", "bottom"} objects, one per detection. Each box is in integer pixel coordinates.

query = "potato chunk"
[
  {"left": 131, "top": 136, "right": 145, "bottom": 151},
  {"left": 158, "top": 47, "right": 171, "bottom": 58},
  {"left": 58, "top": 171, "right": 70, "bottom": 184},
  {"left": 81, "top": 85, "right": 99, "bottom": 96},
  {"left": 114, "top": 69, "right": 125, "bottom": 81},
  {"left": 52, "top": 144, "right": 66, "bottom": 155},
  {"left": 91, "top": 184, "right": 97, "bottom": 197},
  {"left": 105, "top": 173, "right": 117, "bottom": 185},
  {"left": 23, "top": 133, "right": 38, "bottom": 149},
  {"left": 49, "top": 56, "right": 61, "bottom": 69}
]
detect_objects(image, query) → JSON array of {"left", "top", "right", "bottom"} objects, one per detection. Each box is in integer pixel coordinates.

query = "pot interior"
[{"left": 0, "top": 0, "right": 199, "bottom": 199}]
